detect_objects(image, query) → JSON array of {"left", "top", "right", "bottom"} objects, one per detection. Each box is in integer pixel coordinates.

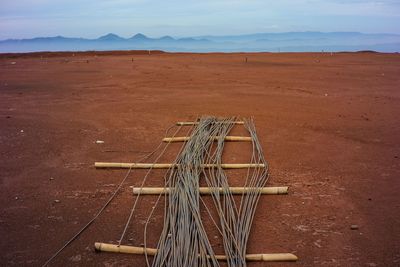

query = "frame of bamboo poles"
[{"left": 93, "top": 119, "right": 298, "bottom": 263}]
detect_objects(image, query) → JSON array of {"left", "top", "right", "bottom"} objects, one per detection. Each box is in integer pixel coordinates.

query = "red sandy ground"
[{"left": 0, "top": 51, "right": 399, "bottom": 267}]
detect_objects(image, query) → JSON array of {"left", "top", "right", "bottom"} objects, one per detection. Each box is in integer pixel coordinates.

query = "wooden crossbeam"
[
  {"left": 95, "top": 162, "right": 265, "bottom": 169},
  {"left": 176, "top": 121, "right": 245, "bottom": 126},
  {"left": 163, "top": 136, "right": 252, "bottom": 142},
  {"left": 94, "top": 243, "right": 298, "bottom": 262},
  {"left": 131, "top": 186, "right": 288, "bottom": 195}
]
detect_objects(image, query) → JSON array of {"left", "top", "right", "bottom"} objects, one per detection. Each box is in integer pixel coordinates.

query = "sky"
[{"left": 0, "top": 0, "right": 400, "bottom": 39}]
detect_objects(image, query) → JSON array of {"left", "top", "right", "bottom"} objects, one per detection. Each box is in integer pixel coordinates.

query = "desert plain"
[{"left": 0, "top": 51, "right": 399, "bottom": 266}]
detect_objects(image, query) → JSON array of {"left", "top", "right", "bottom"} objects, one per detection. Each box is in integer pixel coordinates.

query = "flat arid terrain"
[{"left": 1, "top": 51, "right": 399, "bottom": 266}]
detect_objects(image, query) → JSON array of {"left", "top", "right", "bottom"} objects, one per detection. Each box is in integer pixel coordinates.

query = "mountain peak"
[
  {"left": 130, "top": 33, "right": 149, "bottom": 40},
  {"left": 159, "top": 35, "right": 174, "bottom": 41},
  {"left": 157, "top": 36, "right": 175, "bottom": 42},
  {"left": 98, "top": 33, "right": 124, "bottom": 41}
]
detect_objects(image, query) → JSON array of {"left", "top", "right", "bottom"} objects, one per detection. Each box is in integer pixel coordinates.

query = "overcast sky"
[{"left": 1, "top": 0, "right": 399, "bottom": 39}]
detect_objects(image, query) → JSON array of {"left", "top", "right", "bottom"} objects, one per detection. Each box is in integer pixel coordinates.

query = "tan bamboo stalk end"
[{"left": 94, "top": 242, "right": 157, "bottom": 256}]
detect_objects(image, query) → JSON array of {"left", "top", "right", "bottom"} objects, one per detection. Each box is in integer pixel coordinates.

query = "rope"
[{"left": 117, "top": 123, "right": 188, "bottom": 245}]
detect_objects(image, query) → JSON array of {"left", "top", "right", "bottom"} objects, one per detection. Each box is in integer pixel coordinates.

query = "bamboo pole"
[
  {"left": 95, "top": 162, "right": 172, "bottom": 169},
  {"left": 163, "top": 136, "right": 252, "bottom": 142},
  {"left": 94, "top": 162, "right": 265, "bottom": 169},
  {"left": 131, "top": 186, "right": 288, "bottom": 195},
  {"left": 95, "top": 242, "right": 157, "bottom": 256},
  {"left": 94, "top": 242, "right": 298, "bottom": 262},
  {"left": 176, "top": 121, "right": 245, "bottom": 126}
]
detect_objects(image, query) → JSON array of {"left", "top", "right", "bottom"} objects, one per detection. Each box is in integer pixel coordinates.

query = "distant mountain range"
[{"left": 1, "top": 32, "right": 400, "bottom": 53}]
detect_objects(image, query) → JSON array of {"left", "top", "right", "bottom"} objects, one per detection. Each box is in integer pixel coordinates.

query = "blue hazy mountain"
[
  {"left": 98, "top": 33, "right": 125, "bottom": 41},
  {"left": 1, "top": 32, "right": 399, "bottom": 53},
  {"left": 129, "top": 33, "right": 151, "bottom": 41}
]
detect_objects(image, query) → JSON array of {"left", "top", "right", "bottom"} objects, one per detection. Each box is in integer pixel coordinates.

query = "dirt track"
[{"left": 1, "top": 52, "right": 399, "bottom": 266}]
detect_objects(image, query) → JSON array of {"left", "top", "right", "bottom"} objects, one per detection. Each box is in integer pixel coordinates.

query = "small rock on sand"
[
  {"left": 350, "top": 224, "right": 359, "bottom": 230},
  {"left": 70, "top": 254, "right": 81, "bottom": 262}
]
